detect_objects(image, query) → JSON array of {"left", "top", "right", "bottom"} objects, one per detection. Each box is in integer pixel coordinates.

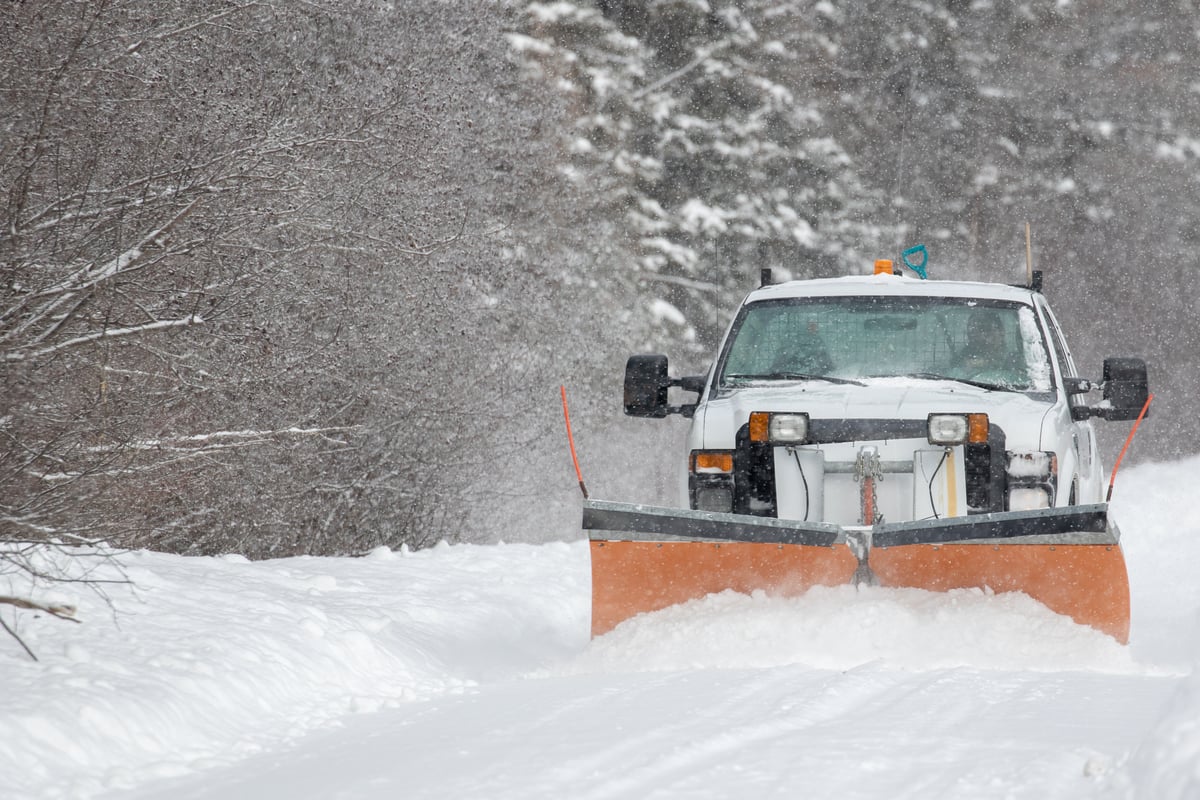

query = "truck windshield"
[{"left": 718, "top": 296, "right": 1052, "bottom": 391}]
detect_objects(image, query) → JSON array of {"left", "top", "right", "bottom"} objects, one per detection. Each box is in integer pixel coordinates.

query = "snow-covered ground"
[{"left": 3, "top": 456, "right": 1200, "bottom": 799}]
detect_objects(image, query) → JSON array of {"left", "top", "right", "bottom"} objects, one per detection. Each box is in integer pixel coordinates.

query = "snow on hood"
[{"left": 702, "top": 377, "right": 1049, "bottom": 447}]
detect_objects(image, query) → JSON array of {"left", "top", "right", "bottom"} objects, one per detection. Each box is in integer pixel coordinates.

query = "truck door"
[{"left": 1038, "top": 300, "right": 1096, "bottom": 502}]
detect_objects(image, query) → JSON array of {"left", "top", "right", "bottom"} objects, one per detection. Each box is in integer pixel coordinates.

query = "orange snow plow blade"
[
  {"left": 585, "top": 500, "right": 858, "bottom": 636},
  {"left": 870, "top": 543, "right": 1129, "bottom": 642},
  {"left": 590, "top": 540, "right": 859, "bottom": 636},
  {"left": 585, "top": 500, "right": 1129, "bottom": 642},
  {"left": 869, "top": 504, "right": 1130, "bottom": 643}
]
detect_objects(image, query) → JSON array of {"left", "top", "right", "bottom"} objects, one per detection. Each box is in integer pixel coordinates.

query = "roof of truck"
[{"left": 746, "top": 273, "right": 1040, "bottom": 305}]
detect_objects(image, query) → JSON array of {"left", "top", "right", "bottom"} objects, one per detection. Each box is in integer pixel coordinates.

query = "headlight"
[
  {"left": 695, "top": 486, "right": 734, "bottom": 512},
  {"left": 749, "top": 412, "right": 809, "bottom": 444},
  {"left": 689, "top": 450, "right": 735, "bottom": 513},
  {"left": 1008, "top": 487, "right": 1052, "bottom": 511},
  {"left": 927, "top": 414, "right": 968, "bottom": 445},
  {"left": 927, "top": 413, "right": 988, "bottom": 445},
  {"left": 1006, "top": 451, "right": 1057, "bottom": 479},
  {"left": 769, "top": 414, "right": 808, "bottom": 444},
  {"left": 1005, "top": 450, "right": 1058, "bottom": 510}
]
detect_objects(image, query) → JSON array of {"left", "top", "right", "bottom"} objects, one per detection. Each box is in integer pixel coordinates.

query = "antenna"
[{"left": 1025, "top": 222, "right": 1033, "bottom": 287}]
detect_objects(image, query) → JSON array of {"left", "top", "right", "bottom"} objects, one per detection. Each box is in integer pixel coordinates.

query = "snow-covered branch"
[
  {"left": 29, "top": 196, "right": 204, "bottom": 302},
  {"left": 29, "top": 426, "right": 360, "bottom": 482},
  {"left": 633, "top": 41, "right": 731, "bottom": 100},
  {"left": 5, "top": 315, "right": 204, "bottom": 363},
  {"left": 1, "top": 195, "right": 206, "bottom": 355},
  {"left": 103, "top": 426, "right": 358, "bottom": 453},
  {"left": 123, "top": 3, "right": 269, "bottom": 55}
]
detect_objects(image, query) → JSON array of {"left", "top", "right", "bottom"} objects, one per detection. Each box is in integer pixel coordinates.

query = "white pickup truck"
[
  {"left": 624, "top": 267, "right": 1150, "bottom": 528},
  {"left": 586, "top": 263, "right": 1149, "bottom": 641}
]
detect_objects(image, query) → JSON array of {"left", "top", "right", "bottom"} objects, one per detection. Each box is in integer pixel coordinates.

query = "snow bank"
[
  {"left": 1107, "top": 455, "right": 1200, "bottom": 798},
  {"left": 0, "top": 542, "right": 589, "bottom": 799},
  {"left": 1111, "top": 456, "right": 1200, "bottom": 668},
  {"left": 1121, "top": 666, "right": 1200, "bottom": 799}
]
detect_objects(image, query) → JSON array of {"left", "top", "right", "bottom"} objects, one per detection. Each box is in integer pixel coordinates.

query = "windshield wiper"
[
  {"left": 905, "top": 372, "right": 1022, "bottom": 392},
  {"left": 724, "top": 372, "right": 866, "bottom": 387}
]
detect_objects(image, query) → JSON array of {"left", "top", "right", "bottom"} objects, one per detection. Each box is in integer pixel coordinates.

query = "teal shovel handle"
[{"left": 901, "top": 244, "right": 928, "bottom": 279}]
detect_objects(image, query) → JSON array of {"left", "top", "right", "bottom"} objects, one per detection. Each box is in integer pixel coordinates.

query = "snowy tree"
[
  {"left": 1, "top": 0, "right": 648, "bottom": 563},
  {"left": 516, "top": 0, "right": 891, "bottom": 361}
]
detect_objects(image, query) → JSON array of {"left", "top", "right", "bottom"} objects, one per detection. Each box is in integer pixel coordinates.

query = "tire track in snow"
[{"left": 533, "top": 662, "right": 898, "bottom": 800}]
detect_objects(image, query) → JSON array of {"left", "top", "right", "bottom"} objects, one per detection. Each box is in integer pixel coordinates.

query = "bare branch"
[
  {"left": 0, "top": 615, "right": 37, "bottom": 661},
  {"left": 0, "top": 595, "right": 79, "bottom": 622}
]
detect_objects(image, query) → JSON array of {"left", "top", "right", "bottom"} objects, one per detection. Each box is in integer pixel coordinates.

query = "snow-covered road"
[
  {"left": 117, "top": 662, "right": 1178, "bottom": 800},
  {"left": 4, "top": 457, "right": 1200, "bottom": 799}
]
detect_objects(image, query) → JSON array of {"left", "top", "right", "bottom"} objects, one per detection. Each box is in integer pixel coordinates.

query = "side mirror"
[
  {"left": 623, "top": 355, "right": 706, "bottom": 418},
  {"left": 1099, "top": 358, "right": 1150, "bottom": 421},
  {"left": 624, "top": 355, "right": 670, "bottom": 417}
]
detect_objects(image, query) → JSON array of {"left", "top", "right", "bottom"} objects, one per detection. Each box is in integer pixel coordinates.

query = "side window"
[{"left": 1038, "top": 302, "right": 1085, "bottom": 409}]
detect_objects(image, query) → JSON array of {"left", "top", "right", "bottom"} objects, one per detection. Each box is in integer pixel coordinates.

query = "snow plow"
[{"left": 586, "top": 258, "right": 1149, "bottom": 642}]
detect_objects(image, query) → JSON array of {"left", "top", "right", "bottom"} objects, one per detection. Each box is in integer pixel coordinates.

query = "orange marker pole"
[
  {"left": 1107, "top": 394, "right": 1153, "bottom": 502},
  {"left": 560, "top": 385, "right": 589, "bottom": 499}
]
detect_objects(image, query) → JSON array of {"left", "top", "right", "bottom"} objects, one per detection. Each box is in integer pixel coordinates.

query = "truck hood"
[{"left": 698, "top": 377, "right": 1051, "bottom": 449}]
